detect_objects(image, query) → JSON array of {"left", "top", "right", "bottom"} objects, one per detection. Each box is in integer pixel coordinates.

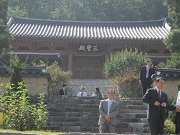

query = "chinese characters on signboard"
[{"left": 78, "top": 45, "right": 99, "bottom": 51}]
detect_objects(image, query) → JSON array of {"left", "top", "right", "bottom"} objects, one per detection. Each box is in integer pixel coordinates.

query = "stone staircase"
[
  {"left": 45, "top": 96, "right": 149, "bottom": 134},
  {"left": 117, "top": 98, "right": 150, "bottom": 134}
]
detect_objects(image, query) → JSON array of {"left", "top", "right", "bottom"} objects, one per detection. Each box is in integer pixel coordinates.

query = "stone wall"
[
  {"left": 68, "top": 79, "right": 116, "bottom": 96},
  {"left": 154, "top": 80, "right": 179, "bottom": 100},
  {"left": 0, "top": 76, "right": 48, "bottom": 95},
  {"left": 1, "top": 76, "right": 179, "bottom": 101}
]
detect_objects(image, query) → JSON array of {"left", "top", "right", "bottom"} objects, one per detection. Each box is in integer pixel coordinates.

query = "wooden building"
[{"left": 7, "top": 17, "right": 171, "bottom": 79}]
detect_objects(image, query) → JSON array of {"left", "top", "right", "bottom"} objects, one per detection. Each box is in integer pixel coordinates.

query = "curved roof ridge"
[
  {"left": 7, "top": 16, "right": 170, "bottom": 40},
  {"left": 8, "top": 16, "right": 167, "bottom": 27}
]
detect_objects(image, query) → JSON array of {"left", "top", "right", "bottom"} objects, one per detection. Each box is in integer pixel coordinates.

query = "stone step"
[
  {"left": 46, "top": 96, "right": 150, "bottom": 134},
  {"left": 120, "top": 100, "right": 143, "bottom": 105},
  {"left": 125, "top": 105, "right": 147, "bottom": 110},
  {"left": 116, "top": 127, "right": 133, "bottom": 133},
  {"left": 116, "top": 122, "right": 129, "bottom": 128},
  {"left": 49, "top": 103, "right": 99, "bottom": 108},
  {"left": 80, "top": 108, "right": 99, "bottom": 113},
  {"left": 118, "top": 118, "right": 142, "bottom": 123},
  {"left": 44, "top": 126, "right": 81, "bottom": 132},
  {"left": 49, "top": 103, "right": 80, "bottom": 108},
  {"left": 48, "top": 111, "right": 82, "bottom": 117},
  {"left": 48, "top": 96, "right": 100, "bottom": 104},
  {"left": 47, "top": 116, "right": 81, "bottom": 122},
  {"left": 81, "top": 126, "right": 99, "bottom": 132},
  {"left": 131, "top": 109, "right": 146, "bottom": 113},
  {"left": 118, "top": 113, "right": 146, "bottom": 119},
  {"left": 82, "top": 99, "right": 101, "bottom": 104},
  {"left": 48, "top": 108, "right": 98, "bottom": 113},
  {"left": 82, "top": 112, "right": 99, "bottom": 117},
  {"left": 48, "top": 107, "right": 81, "bottom": 112},
  {"left": 119, "top": 108, "right": 146, "bottom": 114},
  {"left": 80, "top": 104, "right": 99, "bottom": 108},
  {"left": 129, "top": 123, "right": 146, "bottom": 132},
  {"left": 46, "top": 121, "right": 81, "bottom": 126},
  {"left": 141, "top": 118, "right": 148, "bottom": 123}
]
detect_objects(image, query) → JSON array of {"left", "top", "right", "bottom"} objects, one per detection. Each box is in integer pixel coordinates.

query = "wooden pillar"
[
  {"left": 67, "top": 53, "right": 73, "bottom": 72},
  {"left": 105, "top": 54, "right": 109, "bottom": 63}
]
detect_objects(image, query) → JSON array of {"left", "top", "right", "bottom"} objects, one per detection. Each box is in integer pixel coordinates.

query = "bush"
[
  {"left": 164, "top": 119, "right": 175, "bottom": 134},
  {"left": 166, "top": 53, "right": 180, "bottom": 69},
  {"left": 168, "top": 82, "right": 180, "bottom": 122},
  {"left": 8, "top": 55, "right": 27, "bottom": 92},
  {"left": 46, "top": 63, "right": 72, "bottom": 96},
  {"left": 103, "top": 48, "right": 147, "bottom": 97},
  {"left": 0, "top": 82, "right": 48, "bottom": 131},
  {"left": 177, "top": 81, "right": 180, "bottom": 90}
]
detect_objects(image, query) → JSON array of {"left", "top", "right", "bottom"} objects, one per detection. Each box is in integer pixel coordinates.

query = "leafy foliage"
[
  {"left": 0, "top": 82, "right": 48, "bottom": 131},
  {"left": 0, "top": 0, "right": 13, "bottom": 66},
  {"left": 163, "top": 29, "right": 180, "bottom": 53},
  {"left": 157, "top": 53, "right": 180, "bottom": 69},
  {"left": 0, "top": 0, "right": 8, "bottom": 24},
  {"left": 166, "top": 53, "right": 180, "bottom": 69},
  {"left": 103, "top": 49, "right": 147, "bottom": 97},
  {"left": 7, "top": 0, "right": 167, "bottom": 21},
  {"left": 46, "top": 63, "right": 72, "bottom": 96},
  {"left": 177, "top": 81, "right": 180, "bottom": 91},
  {"left": 164, "top": 0, "right": 180, "bottom": 27},
  {"left": 7, "top": 55, "right": 28, "bottom": 92},
  {"left": 164, "top": 119, "right": 176, "bottom": 134},
  {"left": 164, "top": 0, "right": 180, "bottom": 53}
]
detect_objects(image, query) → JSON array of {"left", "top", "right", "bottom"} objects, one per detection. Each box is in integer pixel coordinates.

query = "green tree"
[
  {"left": 166, "top": 53, "right": 180, "bottom": 69},
  {"left": 163, "top": 0, "right": 180, "bottom": 69},
  {"left": 0, "top": 0, "right": 12, "bottom": 66},
  {"left": 0, "top": 82, "right": 48, "bottom": 130},
  {"left": 103, "top": 49, "right": 147, "bottom": 97},
  {"left": 46, "top": 63, "right": 72, "bottom": 96},
  {"left": 8, "top": 55, "right": 27, "bottom": 92},
  {"left": 164, "top": 0, "right": 180, "bottom": 53},
  {"left": 8, "top": 0, "right": 167, "bottom": 21}
]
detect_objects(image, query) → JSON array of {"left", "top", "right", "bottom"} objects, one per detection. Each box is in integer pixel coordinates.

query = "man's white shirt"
[{"left": 107, "top": 99, "right": 113, "bottom": 114}]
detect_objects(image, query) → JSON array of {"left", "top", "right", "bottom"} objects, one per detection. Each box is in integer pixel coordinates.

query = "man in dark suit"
[
  {"left": 59, "top": 83, "right": 67, "bottom": 95},
  {"left": 98, "top": 89, "right": 119, "bottom": 133},
  {"left": 139, "top": 59, "right": 156, "bottom": 95},
  {"left": 142, "top": 77, "right": 168, "bottom": 135}
]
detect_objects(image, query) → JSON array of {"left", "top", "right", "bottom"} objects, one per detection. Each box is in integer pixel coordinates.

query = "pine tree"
[{"left": 8, "top": 55, "right": 27, "bottom": 92}]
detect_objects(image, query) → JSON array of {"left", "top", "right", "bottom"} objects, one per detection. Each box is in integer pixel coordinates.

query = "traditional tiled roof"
[
  {"left": 7, "top": 17, "right": 170, "bottom": 40},
  {"left": 14, "top": 52, "right": 61, "bottom": 59},
  {"left": 152, "top": 68, "right": 180, "bottom": 80},
  {"left": 150, "top": 56, "right": 170, "bottom": 63},
  {"left": 0, "top": 66, "right": 50, "bottom": 78}
]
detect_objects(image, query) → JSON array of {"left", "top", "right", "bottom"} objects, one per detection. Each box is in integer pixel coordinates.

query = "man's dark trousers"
[{"left": 142, "top": 78, "right": 151, "bottom": 95}]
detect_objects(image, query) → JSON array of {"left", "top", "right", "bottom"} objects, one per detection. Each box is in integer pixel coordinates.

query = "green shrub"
[
  {"left": 8, "top": 55, "right": 27, "bottom": 93},
  {"left": 177, "top": 81, "right": 180, "bottom": 91},
  {"left": 103, "top": 48, "right": 147, "bottom": 97},
  {"left": 46, "top": 63, "right": 72, "bottom": 96},
  {"left": 164, "top": 119, "right": 175, "bottom": 134},
  {"left": 0, "top": 82, "right": 48, "bottom": 131}
]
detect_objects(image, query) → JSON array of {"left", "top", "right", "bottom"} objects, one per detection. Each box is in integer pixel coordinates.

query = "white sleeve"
[
  {"left": 77, "top": 92, "right": 80, "bottom": 97},
  {"left": 84, "top": 92, "right": 88, "bottom": 97}
]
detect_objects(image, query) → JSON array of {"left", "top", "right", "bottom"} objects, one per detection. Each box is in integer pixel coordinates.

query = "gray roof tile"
[{"left": 7, "top": 17, "right": 170, "bottom": 40}]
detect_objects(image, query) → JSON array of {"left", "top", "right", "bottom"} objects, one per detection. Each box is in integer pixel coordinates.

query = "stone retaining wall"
[{"left": 68, "top": 79, "right": 116, "bottom": 96}]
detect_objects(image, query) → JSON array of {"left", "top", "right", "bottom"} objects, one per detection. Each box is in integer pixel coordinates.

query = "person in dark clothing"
[
  {"left": 59, "top": 83, "right": 67, "bottom": 95},
  {"left": 142, "top": 77, "right": 168, "bottom": 135},
  {"left": 92, "top": 87, "right": 103, "bottom": 99},
  {"left": 139, "top": 59, "right": 156, "bottom": 95}
]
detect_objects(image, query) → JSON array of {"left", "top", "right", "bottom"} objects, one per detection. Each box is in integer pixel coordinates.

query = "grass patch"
[{"left": 0, "top": 129, "right": 66, "bottom": 135}]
